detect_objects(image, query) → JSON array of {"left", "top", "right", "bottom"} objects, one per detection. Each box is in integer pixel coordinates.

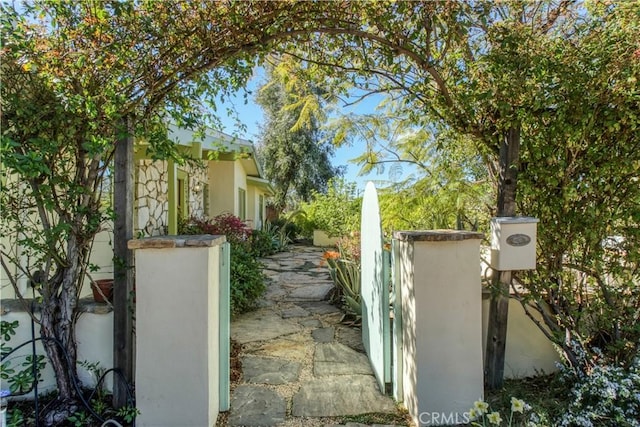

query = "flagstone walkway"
[{"left": 224, "top": 245, "right": 408, "bottom": 427}]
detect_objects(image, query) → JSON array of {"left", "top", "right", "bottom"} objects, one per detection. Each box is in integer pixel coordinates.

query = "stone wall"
[
  {"left": 135, "top": 160, "right": 208, "bottom": 237},
  {"left": 188, "top": 163, "right": 207, "bottom": 219},
  {"left": 136, "top": 160, "right": 169, "bottom": 237}
]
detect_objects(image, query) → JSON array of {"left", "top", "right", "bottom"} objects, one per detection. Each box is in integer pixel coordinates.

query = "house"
[
  {"left": 0, "top": 125, "right": 272, "bottom": 395},
  {"left": 135, "top": 123, "right": 273, "bottom": 237},
  {"left": 2, "top": 124, "right": 273, "bottom": 297}
]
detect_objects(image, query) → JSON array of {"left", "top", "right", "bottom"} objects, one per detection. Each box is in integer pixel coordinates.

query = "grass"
[{"left": 485, "top": 373, "right": 572, "bottom": 423}]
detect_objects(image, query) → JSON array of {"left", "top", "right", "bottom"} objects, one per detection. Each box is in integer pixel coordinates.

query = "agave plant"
[{"left": 326, "top": 257, "right": 361, "bottom": 316}]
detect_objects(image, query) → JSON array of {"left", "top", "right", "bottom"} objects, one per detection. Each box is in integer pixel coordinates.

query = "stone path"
[{"left": 225, "top": 245, "right": 408, "bottom": 427}]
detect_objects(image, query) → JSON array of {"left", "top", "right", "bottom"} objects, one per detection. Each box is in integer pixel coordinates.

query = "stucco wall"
[
  {"left": 208, "top": 160, "right": 235, "bottom": 217},
  {"left": 1, "top": 229, "right": 113, "bottom": 300},
  {"left": 0, "top": 309, "right": 114, "bottom": 395},
  {"left": 247, "top": 185, "right": 257, "bottom": 228},
  {"left": 397, "top": 233, "right": 484, "bottom": 426},
  {"left": 482, "top": 297, "right": 560, "bottom": 377},
  {"left": 132, "top": 237, "right": 222, "bottom": 427},
  {"left": 234, "top": 161, "right": 247, "bottom": 220}
]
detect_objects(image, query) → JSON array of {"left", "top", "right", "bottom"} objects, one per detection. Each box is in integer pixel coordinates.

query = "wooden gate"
[{"left": 360, "top": 182, "right": 391, "bottom": 393}]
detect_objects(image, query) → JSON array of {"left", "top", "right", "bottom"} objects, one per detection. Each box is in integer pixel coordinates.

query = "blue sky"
[{"left": 216, "top": 73, "right": 398, "bottom": 192}]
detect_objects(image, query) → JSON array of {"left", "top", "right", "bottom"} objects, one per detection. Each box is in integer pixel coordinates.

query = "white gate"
[{"left": 360, "top": 182, "right": 391, "bottom": 393}]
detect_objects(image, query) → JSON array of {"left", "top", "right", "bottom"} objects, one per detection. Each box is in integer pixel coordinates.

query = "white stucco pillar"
[
  {"left": 128, "top": 235, "right": 225, "bottom": 427},
  {"left": 394, "top": 230, "right": 484, "bottom": 427}
]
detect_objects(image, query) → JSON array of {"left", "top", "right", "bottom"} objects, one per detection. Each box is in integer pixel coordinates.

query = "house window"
[
  {"left": 258, "top": 195, "right": 264, "bottom": 228},
  {"left": 238, "top": 188, "right": 246, "bottom": 220}
]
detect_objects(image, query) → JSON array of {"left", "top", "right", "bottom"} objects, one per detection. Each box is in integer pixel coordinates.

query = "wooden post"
[
  {"left": 485, "top": 123, "right": 520, "bottom": 389},
  {"left": 113, "top": 117, "right": 135, "bottom": 407}
]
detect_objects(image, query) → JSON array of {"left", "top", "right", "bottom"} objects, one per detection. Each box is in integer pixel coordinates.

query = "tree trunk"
[
  {"left": 39, "top": 238, "right": 84, "bottom": 425},
  {"left": 485, "top": 123, "right": 520, "bottom": 390}
]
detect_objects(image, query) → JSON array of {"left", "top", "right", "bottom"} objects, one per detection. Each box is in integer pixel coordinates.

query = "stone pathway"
[{"left": 225, "top": 245, "right": 408, "bottom": 427}]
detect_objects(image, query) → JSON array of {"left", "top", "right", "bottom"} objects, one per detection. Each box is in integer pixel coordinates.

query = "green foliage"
[
  {"left": 65, "top": 401, "right": 139, "bottom": 426},
  {"left": 255, "top": 58, "right": 342, "bottom": 210},
  {"left": 324, "top": 234, "right": 362, "bottom": 317},
  {"left": 354, "top": 120, "right": 492, "bottom": 233},
  {"left": 116, "top": 405, "right": 141, "bottom": 424},
  {"left": 78, "top": 360, "right": 107, "bottom": 401},
  {"left": 326, "top": 257, "right": 361, "bottom": 317},
  {"left": 298, "top": 178, "right": 361, "bottom": 238},
  {"left": 249, "top": 229, "right": 279, "bottom": 257},
  {"left": 485, "top": 375, "right": 566, "bottom": 426},
  {"left": 0, "top": 320, "right": 46, "bottom": 395},
  {"left": 229, "top": 245, "right": 267, "bottom": 316},
  {"left": 1, "top": 0, "right": 356, "bottom": 406},
  {"left": 67, "top": 410, "right": 91, "bottom": 427},
  {"left": 7, "top": 408, "right": 26, "bottom": 427},
  {"left": 468, "top": 397, "right": 538, "bottom": 427},
  {"left": 250, "top": 221, "right": 291, "bottom": 257},
  {"left": 512, "top": 5, "right": 640, "bottom": 369},
  {"left": 281, "top": 1, "right": 640, "bottom": 370}
]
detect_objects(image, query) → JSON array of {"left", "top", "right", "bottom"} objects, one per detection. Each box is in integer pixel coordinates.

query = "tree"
[
  {"left": 0, "top": 1, "right": 360, "bottom": 422},
  {"left": 255, "top": 59, "right": 342, "bottom": 211},
  {"left": 335, "top": 109, "right": 491, "bottom": 232},
  {"left": 274, "top": 0, "right": 639, "bottom": 375}
]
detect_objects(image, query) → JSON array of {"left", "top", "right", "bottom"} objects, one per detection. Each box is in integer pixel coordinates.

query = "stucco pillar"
[
  {"left": 128, "top": 235, "right": 225, "bottom": 427},
  {"left": 394, "top": 230, "right": 484, "bottom": 427}
]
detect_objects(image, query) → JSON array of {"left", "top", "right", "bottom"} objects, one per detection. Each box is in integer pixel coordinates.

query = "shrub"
[
  {"left": 1, "top": 320, "right": 46, "bottom": 395},
  {"left": 250, "top": 229, "right": 277, "bottom": 257},
  {"left": 179, "top": 213, "right": 251, "bottom": 245},
  {"left": 229, "top": 245, "right": 266, "bottom": 315},
  {"left": 298, "top": 178, "right": 361, "bottom": 238},
  {"left": 558, "top": 351, "right": 640, "bottom": 427},
  {"left": 270, "top": 216, "right": 303, "bottom": 241},
  {"left": 324, "top": 233, "right": 362, "bottom": 317}
]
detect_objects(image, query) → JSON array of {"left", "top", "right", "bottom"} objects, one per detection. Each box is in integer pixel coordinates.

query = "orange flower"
[{"left": 320, "top": 250, "right": 340, "bottom": 266}]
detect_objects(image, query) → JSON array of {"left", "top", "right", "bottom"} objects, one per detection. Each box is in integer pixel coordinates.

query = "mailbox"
[{"left": 490, "top": 216, "right": 539, "bottom": 271}]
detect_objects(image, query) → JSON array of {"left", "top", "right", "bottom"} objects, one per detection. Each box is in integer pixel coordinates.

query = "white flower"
[
  {"left": 468, "top": 408, "right": 479, "bottom": 421},
  {"left": 487, "top": 411, "right": 503, "bottom": 425},
  {"left": 474, "top": 400, "right": 489, "bottom": 415},
  {"left": 511, "top": 397, "right": 526, "bottom": 413}
]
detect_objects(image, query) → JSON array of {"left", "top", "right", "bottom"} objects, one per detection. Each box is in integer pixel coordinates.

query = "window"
[
  {"left": 238, "top": 188, "right": 246, "bottom": 220},
  {"left": 258, "top": 195, "right": 264, "bottom": 228}
]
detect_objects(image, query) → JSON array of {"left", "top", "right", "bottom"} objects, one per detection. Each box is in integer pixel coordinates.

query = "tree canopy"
[
  {"left": 255, "top": 59, "right": 342, "bottom": 210},
  {"left": 275, "top": 0, "right": 640, "bottom": 369}
]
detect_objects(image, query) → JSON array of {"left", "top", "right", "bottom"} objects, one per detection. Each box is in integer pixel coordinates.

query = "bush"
[
  {"left": 250, "top": 229, "right": 277, "bottom": 257},
  {"left": 179, "top": 213, "right": 251, "bottom": 245},
  {"left": 558, "top": 351, "right": 640, "bottom": 427},
  {"left": 298, "top": 178, "right": 361, "bottom": 238},
  {"left": 229, "top": 245, "right": 266, "bottom": 315},
  {"left": 269, "top": 217, "right": 301, "bottom": 241}
]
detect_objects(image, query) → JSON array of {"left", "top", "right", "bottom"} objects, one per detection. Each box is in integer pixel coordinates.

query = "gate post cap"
[{"left": 393, "top": 230, "right": 484, "bottom": 242}]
